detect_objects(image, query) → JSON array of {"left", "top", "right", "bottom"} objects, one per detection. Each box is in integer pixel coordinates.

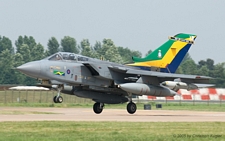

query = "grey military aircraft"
[{"left": 16, "top": 51, "right": 212, "bottom": 114}]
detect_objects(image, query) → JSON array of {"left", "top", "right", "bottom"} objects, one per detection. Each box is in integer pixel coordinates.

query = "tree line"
[{"left": 0, "top": 35, "right": 224, "bottom": 87}]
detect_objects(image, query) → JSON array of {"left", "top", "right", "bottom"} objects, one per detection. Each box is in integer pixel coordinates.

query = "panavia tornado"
[{"left": 16, "top": 33, "right": 213, "bottom": 114}]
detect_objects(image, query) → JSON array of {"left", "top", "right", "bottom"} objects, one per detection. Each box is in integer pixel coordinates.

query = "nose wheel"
[
  {"left": 53, "top": 85, "right": 63, "bottom": 103},
  {"left": 53, "top": 95, "right": 63, "bottom": 103},
  {"left": 93, "top": 102, "right": 104, "bottom": 114}
]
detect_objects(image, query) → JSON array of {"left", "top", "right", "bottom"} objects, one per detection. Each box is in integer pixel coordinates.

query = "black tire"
[
  {"left": 93, "top": 102, "right": 103, "bottom": 114},
  {"left": 56, "top": 96, "right": 63, "bottom": 103},
  {"left": 53, "top": 96, "right": 58, "bottom": 103},
  {"left": 127, "top": 102, "right": 137, "bottom": 114}
]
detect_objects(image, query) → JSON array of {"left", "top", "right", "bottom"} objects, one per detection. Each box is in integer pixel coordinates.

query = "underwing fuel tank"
[{"left": 118, "top": 83, "right": 176, "bottom": 97}]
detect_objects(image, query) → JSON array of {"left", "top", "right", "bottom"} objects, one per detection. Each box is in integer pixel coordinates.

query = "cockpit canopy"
[{"left": 47, "top": 52, "right": 89, "bottom": 62}]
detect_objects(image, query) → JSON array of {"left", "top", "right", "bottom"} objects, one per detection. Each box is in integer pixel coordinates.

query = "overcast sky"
[{"left": 1, "top": 1, "right": 224, "bottom": 64}]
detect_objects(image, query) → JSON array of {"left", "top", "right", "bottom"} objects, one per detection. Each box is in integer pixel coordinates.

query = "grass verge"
[
  {"left": 0, "top": 121, "right": 224, "bottom": 141},
  {"left": 0, "top": 110, "right": 55, "bottom": 115}
]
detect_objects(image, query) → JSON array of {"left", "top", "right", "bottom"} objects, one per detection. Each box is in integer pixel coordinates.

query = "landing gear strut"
[
  {"left": 53, "top": 85, "right": 63, "bottom": 103},
  {"left": 126, "top": 93, "right": 137, "bottom": 114},
  {"left": 93, "top": 102, "right": 104, "bottom": 114}
]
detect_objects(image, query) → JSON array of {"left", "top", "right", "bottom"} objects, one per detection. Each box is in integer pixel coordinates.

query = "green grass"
[
  {"left": 0, "top": 121, "right": 224, "bottom": 141},
  {"left": 0, "top": 110, "right": 55, "bottom": 115},
  {"left": 0, "top": 103, "right": 94, "bottom": 108}
]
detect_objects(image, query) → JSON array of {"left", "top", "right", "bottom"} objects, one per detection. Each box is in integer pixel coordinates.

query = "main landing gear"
[
  {"left": 53, "top": 85, "right": 64, "bottom": 103},
  {"left": 126, "top": 93, "right": 137, "bottom": 114},
  {"left": 92, "top": 101, "right": 137, "bottom": 114},
  {"left": 127, "top": 102, "right": 136, "bottom": 114},
  {"left": 93, "top": 102, "right": 104, "bottom": 114},
  {"left": 92, "top": 102, "right": 137, "bottom": 114}
]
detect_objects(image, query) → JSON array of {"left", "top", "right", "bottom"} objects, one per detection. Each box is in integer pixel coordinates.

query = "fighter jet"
[{"left": 16, "top": 33, "right": 212, "bottom": 114}]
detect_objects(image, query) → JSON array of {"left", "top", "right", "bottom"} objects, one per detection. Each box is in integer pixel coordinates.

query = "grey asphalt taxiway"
[{"left": 1, "top": 107, "right": 225, "bottom": 122}]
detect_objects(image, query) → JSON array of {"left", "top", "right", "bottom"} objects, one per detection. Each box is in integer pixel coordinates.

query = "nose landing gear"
[
  {"left": 53, "top": 85, "right": 64, "bottom": 103},
  {"left": 53, "top": 95, "right": 63, "bottom": 103}
]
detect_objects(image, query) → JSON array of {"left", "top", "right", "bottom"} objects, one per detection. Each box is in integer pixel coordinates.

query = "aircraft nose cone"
[{"left": 17, "top": 61, "right": 41, "bottom": 78}]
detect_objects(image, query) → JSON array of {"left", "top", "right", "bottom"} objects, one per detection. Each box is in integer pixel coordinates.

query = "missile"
[
  {"left": 118, "top": 83, "right": 176, "bottom": 97},
  {"left": 161, "top": 81, "right": 198, "bottom": 91}
]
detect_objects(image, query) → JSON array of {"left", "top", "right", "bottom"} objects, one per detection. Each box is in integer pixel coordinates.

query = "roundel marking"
[{"left": 67, "top": 69, "right": 71, "bottom": 74}]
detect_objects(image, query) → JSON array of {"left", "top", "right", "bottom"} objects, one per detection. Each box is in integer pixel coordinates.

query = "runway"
[{"left": 1, "top": 107, "right": 225, "bottom": 122}]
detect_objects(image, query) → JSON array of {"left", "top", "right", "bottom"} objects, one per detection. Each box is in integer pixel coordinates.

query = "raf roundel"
[{"left": 67, "top": 69, "right": 70, "bottom": 74}]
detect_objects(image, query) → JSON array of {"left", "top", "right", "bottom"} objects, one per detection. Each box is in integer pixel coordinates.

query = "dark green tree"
[
  {"left": 145, "top": 50, "right": 152, "bottom": 57},
  {"left": 197, "top": 65, "right": 209, "bottom": 76},
  {"left": 80, "top": 39, "right": 95, "bottom": 57},
  {"left": 179, "top": 59, "right": 197, "bottom": 74},
  {"left": 211, "top": 63, "right": 224, "bottom": 78},
  {"left": 47, "top": 37, "right": 59, "bottom": 55},
  {"left": 197, "top": 58, "right": 215, "bottom": 76},
  {"left": 206, "top": 58, "right": 214, "bottom": 70},
  {"left": 177, "top": 53, "right": 193, "bottom": 72},
  {"left": 92, "top": 41, "right": 102, "bottom": 59},
  {"left": 100, "top": 39, "right": 123, "bottom": 63},
  {"left": 0, "top": 49, "right": 15, "bottom": 84},
  {"left": 0, "top": 36, "right": 13, "bottom": 53},
  {"left": 26, "top": 36, "right": 36, "bottom": 51},
  {"left": 13, "top": 53, "right": 26, "bottom": 84},
  {"left": 210, "top": 63, "right": 225, "bottom": 87},
  {"left": 93, "top": 41, "right": 102, "bottom": 52},
  {"left": 31, "top": 43, "right": 45, "bottom": 61},
  {"left": 15, "top": 36, "right": 24, "bottom": 53},
  {"left": 175, "top": 66, "right": 183, "bottom": 74},
  {"left": 118, "top": 47, "right": 142, "bottom": 63},
  {"left": 61, "top": 36, "right": 79, "bottom": 53},
  {"left": 14, "top": 53, "right": 24, "bottom": 67},
  {"left": 15, "top": 36, "right": 37, "bottom": 54},
  {"left": 179, "top": 53, "right": 192, "bottom": 66},
  {"left": 19, "top": 44, "right": 31, "bottom": 63},
  {"left": 99, "top": 39, "right": 114, "bottom": 57},
  {"left": 198, "top": 60, "right": 206, "bottom": 68}
]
